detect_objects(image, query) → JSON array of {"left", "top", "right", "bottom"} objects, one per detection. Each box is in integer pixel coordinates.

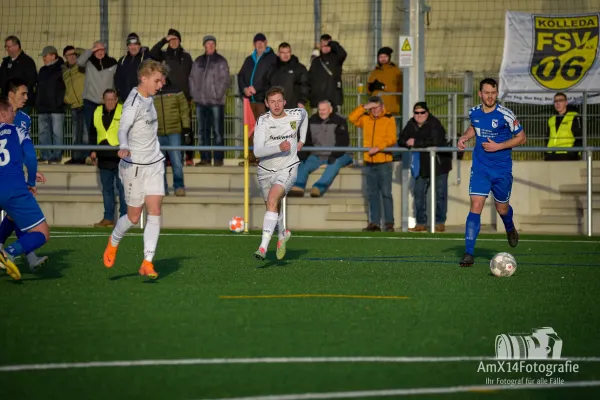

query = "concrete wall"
[{"left": 2, "top": 0, "right": 597, "bottom": 74}]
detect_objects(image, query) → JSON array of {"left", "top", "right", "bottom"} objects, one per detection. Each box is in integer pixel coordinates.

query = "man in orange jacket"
[{"left": 349, "top": 96, "right": 397, "bottom": 232}]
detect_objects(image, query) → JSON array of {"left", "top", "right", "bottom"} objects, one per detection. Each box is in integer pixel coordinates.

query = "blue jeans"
[
  {"left": 99, "top": 167, "right": 126, "bottom": 221},
  {"left": 413, "top": 173, "right": 449, "bottom": 225},
  {"left": 365, "top": 162, "right": 394, "bottom": 225},
  {"left": 38, "top": 113, "right": 65, "bottom": 162},
  {"left": 70, "top": 107, "right": 88, "bottom": 162},
  {"left": 158, "top": 134, "right": 185, "bottom": 192},
  {"left": 196, "top": 105, "right": 225, "bottom": 163},
  {"left": 295, "top": 153, "right": 353, "bottom": 195}
]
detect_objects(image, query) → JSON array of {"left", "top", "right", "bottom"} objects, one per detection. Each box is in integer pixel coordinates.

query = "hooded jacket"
[
  {"left": 268, "top": 55, "right": 309, "bottom": 107},
  {"left": 115, "top": 47, "right": 151, "bottom": 103},
  {"left": 36, "top": 57, "right": 66, "bottom": 114},
  {"left": 150, "top": 39, "right": 193, "bottom": 100},
  {"left": 237, "top": 47, "right": 277, "bottom": 103},
  {"left": 77, "top": 49, "right": 118, "bottom": 104}
]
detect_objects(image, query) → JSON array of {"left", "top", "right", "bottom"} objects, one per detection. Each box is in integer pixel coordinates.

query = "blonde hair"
[{"left": 137, "top": 59, "right": 169, "bottom": 80}]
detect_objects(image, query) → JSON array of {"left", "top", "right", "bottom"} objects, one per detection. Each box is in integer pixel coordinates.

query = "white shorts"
[
  {"left": 118, "top": 160, "right": 165, "bottom": 207},
  {"left": 257, "top": 164, "right": 298, "bottom": 201}
]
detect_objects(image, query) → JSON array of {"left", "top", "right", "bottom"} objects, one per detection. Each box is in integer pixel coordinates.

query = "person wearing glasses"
[
  {"left": 398, "top": 102, "right": 452, "bottom": 233},
  {"left": 544, "top": 92, "right": 582, "bottom": 161}
]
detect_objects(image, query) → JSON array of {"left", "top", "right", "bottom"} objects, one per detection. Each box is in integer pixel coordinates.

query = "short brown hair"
[
  {"left": 266, "top": 86, "right": 285, "bottom": 100},
  {"left": 138, "top": 59, "right": 169, "bottom": 80},
  {"left": 554, "top": 92, "right": 567, "bottom": 101},
  {"left": 0, "top": 98, "right": 12, "bottom": 113}
]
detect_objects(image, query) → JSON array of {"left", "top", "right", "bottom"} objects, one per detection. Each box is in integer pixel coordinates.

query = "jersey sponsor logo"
[
  {"left": 270, "top": 133, "right": 296, "bottom": 141},
  {"left": 290, "top": 121, "right": 297, "bottom": 130},
  {"left": 530, "top": 14, "right": 599, "bottom": 90},
  {"left": 145, "top": 118, "right": 158, "bottom": 125}
]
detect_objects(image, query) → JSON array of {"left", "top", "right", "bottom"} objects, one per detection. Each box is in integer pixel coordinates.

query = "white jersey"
[
  {"left": 253, "top": 108, "right": 308, "bottom": 172},
  {"left": 117, "top": 87, "right": 163, "bottom": 165}
]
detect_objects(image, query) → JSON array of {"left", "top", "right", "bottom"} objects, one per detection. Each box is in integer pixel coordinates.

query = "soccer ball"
[
  {"left": 229, "top": 216, "right": 245, "bottom": 233},
  {"left": 490, "top": 252, "right": 517, "bottom": 277}
]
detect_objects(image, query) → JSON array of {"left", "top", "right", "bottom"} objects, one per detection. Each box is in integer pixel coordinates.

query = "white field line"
[
  {"left": 1, "top": 355, "right": 600, "bottom": 372},
  {"left": 197, "top": 381, "right": 600, "bottom": 400},
  {"left": 48, "top": 231, "right": 600, "bottom": 244}
]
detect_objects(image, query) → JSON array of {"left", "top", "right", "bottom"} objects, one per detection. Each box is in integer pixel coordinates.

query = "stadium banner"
[{"left": 499, "top": 11, "right": 600, "bottom": 104}]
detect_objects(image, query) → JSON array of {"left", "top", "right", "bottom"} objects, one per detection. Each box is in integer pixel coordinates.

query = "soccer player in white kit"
[
  {"left": 103, "top": 59, "right": 168, "bottom": 279},
  {"left": 253, "top": 86, "right": 308, "bottom": 261}
]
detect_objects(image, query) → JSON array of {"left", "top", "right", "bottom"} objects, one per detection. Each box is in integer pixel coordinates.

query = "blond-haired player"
[
  {"left": 253, "top": 86, "right": 308, "bottom": 261},
  {"left": 103, "top": 59, "right": 168, "bottom": 279}
]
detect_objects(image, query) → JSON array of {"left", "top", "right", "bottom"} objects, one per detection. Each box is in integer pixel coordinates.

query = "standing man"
[
  {"left": 0, "top": 36, "right": 38, "bottom": 113},
  {"left": 189, "top": 35, "right": 230, "bottom": 166},
  {"left": 62, "top": 45, "right": 88, "bottom": 164},
  {"left": 367, "top": 47, "right": 402, "bottom": 116},
  {"left": 115, "top": 33, "right": 151, "bottom": 104},
  {"left": 544, "top": 92, "right": 582, "bottom": 161},
  {"left": 308, "top": 34, "right": 347, "bottom": 114},
  {"left": 457, "top": 78, "right": 526, "bottom": 267},
  {"left": 268, "top": 42, "right": 309, "bottom": 109}
]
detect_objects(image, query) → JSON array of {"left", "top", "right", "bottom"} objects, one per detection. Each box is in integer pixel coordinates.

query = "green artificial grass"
[{"left": 0, "top": 229, "right": 599, "bottom": 399}]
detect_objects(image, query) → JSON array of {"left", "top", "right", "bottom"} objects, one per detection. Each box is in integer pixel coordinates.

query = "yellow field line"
[{"left": 219, "top": 294, "right": 409, "bottom": 300}]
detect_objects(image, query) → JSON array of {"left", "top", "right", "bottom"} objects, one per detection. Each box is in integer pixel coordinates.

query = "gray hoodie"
[{"left": 77, "top": 49, "right": 118, "bottom": 104}]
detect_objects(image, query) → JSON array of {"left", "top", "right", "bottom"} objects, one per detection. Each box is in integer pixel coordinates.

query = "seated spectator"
[
  {"left": 88, "top": 89, "right": 126, "bottom": 228},
  {"left": 398, "top": 102, "right": 452, "bottom": 232},
  {"left": 348, "top": 96, "right": 397, "bottom": 232},
  {"left": 154, "top": 77, "right": 191, "bottom": 197},
  {"left": 289, "top": 100, "right": 352, "bottom": 197},
  {"left": 545, "top": 92, "right": 582, "bottom": 161}
]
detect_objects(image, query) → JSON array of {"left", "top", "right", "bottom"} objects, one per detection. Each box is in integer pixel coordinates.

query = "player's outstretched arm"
[{"left": 252, "top": 118, "right": 284, "bottom": 158}]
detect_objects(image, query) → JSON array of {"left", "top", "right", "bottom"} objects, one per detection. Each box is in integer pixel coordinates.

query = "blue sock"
[
  {"left": 499, "top": 205, "right": 515, "bottom": 232},
  {"left": 0, "top": 218, "right": 15, "bottom": 245},
  {"left": 465, "top": 212, "right": 481, "bottom": 255},
  {"left": 5, "top": 232, "right": 46, "bottom": 257}
]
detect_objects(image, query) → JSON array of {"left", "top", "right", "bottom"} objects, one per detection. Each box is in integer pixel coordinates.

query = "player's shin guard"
[
  {"left": 111, "top": 215, "right": 135, "bottom": 247},
  {"left": 277, "top": 212, "right": 286, "bottom": 240},
  {"left": 0, "top": 218, "right": 16, "bottom": 245},
  {"left": 143, "top": 215, "right": 161, "bottom": 262},
  {"left": 465, "top": 212, "right": 481, "bottom": 255},
  {"left": 260, "top": 211, "right": 279, "bottom": 250},
  {"left": 5, "top": 232, "right": 46, "bottom": 257},
  {"left": 499, "top": 205, "right": 515, "bottom": 232}
]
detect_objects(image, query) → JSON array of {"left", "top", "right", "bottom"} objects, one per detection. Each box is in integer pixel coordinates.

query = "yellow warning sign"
[{"left": 401, "top": 39, "right": 412, "bottom": 52}]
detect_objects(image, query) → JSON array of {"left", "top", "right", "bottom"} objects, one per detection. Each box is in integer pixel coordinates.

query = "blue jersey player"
[
  {"left": 457, "top": 78, "right": 526, "bottom": 267},
  {"left": 0, "top": 78, "right": 48, "bottom": 270},
  {"left": 0, "top": 99, "right": 51, "bottom": 280}
]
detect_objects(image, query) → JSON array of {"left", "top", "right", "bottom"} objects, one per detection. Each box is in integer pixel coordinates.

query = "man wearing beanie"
[
  {"left": 189, "top": 35, "right": 230, "bottom": 166},
  {"left": 115, "top": 33, "right": 151, "bottom": 103},
  {"left": 367, "top": 46, "right": 402, "bottom": 116},
  {"left": 237, "top": 33, "right": 277, "bottom": 166}
]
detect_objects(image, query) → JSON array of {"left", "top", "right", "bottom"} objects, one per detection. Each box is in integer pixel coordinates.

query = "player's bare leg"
[
  {"left": 460, "top": 195, "right": 486, "bottom": 267},
  {"left": 138, "top": 195, "right": 162, "bottom": 279},
  {"left": 495, "top": 201, "right": 518, "bottom": 248},
  {"left": 275, "top": 199, "right": 291, "bottom": 260},
  {"left": 255, "top": 185, "right": 286, "bottom": 261},
  {"left": 104, "top": 205, "right": 141, "bottom": 268}
]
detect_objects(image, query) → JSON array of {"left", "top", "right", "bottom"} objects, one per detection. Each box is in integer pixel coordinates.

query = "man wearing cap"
[
  {"left": 0, "top": 35, "right": 38, "bottom": 113},
  {"left": 150, "top": 28, "right": 194, "bottom": 163},
  {"left": 189, "top": 35, "right": 230, "bottom": 166},
  {"left": 367, "top": 47, "right": 402, "bottom": 116},
  {"left": 36, "top": 45, "right": 66, "bottom": 163},
  {"left": 115, "top": 33, "right": 151, "bottom": 103},
  {"left": 76, "top": 41, "right": 118, "bottom": 143},
  {"left": 238, "top": 33, "right": 277, "bottom": 166},
  {"left": 308, "top": 34, "right": 347, "bottom": 114},
  {"left": 62, "top": 45, "right": 89, "bottom": 164}
]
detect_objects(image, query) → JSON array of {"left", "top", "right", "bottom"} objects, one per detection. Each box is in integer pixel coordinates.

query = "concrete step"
[
  {"left": 539, "top": 199, "right": 600, "bottom": 210},
  {"left": 326, "top": 212, "right": 368, "bottom": 222},
  {"left": 578, "top": 168, "right": 600, "bottom": 178},
  {"left": 519, "top": 223, "right": 582, "bottom": 234},
  {"left": 558, "top": 184, "right": 600, "bottom": 194},
  {"left": 519, "top": 214, "right": 580, "bottom": 225}
]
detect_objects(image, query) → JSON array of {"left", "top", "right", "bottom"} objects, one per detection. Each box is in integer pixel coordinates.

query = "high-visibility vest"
[
  {"left": 93, "top": 104, "right": 121, "bottom": 146},
  {"left": 547, "top": 111, "right": 577, "bottom": 154}
]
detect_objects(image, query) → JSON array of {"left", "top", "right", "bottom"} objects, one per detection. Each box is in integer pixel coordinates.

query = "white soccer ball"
[
  {"left": 229, "top": 216, "right": 245, "bottom": 233},
  {"left": 490, "top": 252, "right": 517, "bottom": 277}
]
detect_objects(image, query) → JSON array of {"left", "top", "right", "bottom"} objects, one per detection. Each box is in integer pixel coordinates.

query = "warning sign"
[{"left": 398, "top": 36, "right": 413, "bottom": 67}]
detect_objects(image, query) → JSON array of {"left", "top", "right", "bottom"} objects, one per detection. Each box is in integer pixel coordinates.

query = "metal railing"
[{"left": 11, "top": 143, "right": 597, "bottom": 237}]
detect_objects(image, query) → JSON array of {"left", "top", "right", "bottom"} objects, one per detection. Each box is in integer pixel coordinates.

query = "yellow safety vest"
[
  {"left": 547, "top": 111, "right": 577, "bottom": 154},
  {"left": 93, "top": 104, "right": 121, "bottom": 146}
]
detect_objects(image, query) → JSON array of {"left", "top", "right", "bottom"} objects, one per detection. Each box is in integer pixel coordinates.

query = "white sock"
[
  {"left": 26, "top": 252, "right": 38, "bottom": 263},
  {"left": 277, "top": 213, "right": 286, "bottom": 240},
  {"left": 143, "top": 215, "right": 161, "bottom": 262},
  {"left": 260, "top": 211, "right": 279, "bottom": 250},
  {"left": 111, "top": 215, "right": 135, "bottom": 247}
]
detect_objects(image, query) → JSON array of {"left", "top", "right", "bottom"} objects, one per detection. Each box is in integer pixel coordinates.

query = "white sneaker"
[{"left": 27, "top": 253, "right": 48, "bottom": 272}]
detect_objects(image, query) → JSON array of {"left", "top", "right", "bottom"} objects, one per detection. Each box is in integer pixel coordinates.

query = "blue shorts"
[
  {"left": 469, "top": 167, "right": 513, "bottom": 203},
  {"left": 0, "top": 186, "right": 46, "bottom": 231}
]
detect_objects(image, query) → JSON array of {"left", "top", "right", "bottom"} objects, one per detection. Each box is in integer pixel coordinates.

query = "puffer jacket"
[
  {"left": 348, "top": 104, "right": 397, "bottom": 163},
  {"left": 153, "top": 82, "right": 191, "bottom": 135},
  {"left": 367, "top": 62, "right": 403, "bottom": 115},
  {"left": 188, "top": 52, "right": 230, "bottom": 106}
]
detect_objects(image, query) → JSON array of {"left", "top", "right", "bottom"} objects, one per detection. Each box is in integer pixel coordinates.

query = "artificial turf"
[{"left": 0, "top": 228, "right": 599, "bottom": 399}]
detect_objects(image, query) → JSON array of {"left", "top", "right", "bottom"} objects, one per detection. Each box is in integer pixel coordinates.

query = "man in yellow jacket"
[
  {"left": 349, "top": 96, "right": 398, "bottom": 232},
  {"left": 367, "top": 47, "right": 402, "bottom": 116},
  {"left": 544, "top": 92, "right": 582, "bottom": 161}
]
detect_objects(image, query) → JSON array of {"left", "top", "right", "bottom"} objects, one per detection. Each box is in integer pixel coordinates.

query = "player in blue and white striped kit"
[
  {"left": 0, "top": 98, "right": 51, "bottom": 280},
  {"left": 457, "top": 78, "right": 527, "bottom": 267}
]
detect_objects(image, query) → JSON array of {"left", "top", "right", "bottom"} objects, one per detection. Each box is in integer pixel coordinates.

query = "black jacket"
[
  {"left": 115, "top": 48, "right": 151, "bottom": 103},
  {"left": 238, "top": 48, "right": 277, "bottom": 103},
  {"left": 150, "top": 39, "right": 193, "bottom": 100},
  {"left": 268, "top": 55, "right": 309, "bottom": 107},
  {"left": 308, "top": 41, "right": 347, "bottom": 108},
  {"left": 299, "top": 113, "right": 350, "bottom": 163},
  {"left": 36, "top": 58, "right": 66, "bottom": 114},
  {"left": 398, "top": 115, "right": 452, "bottom": 177},
  {"left": 88, "top": 105, "right": 121, "bottom": 170},
  {"left": 0, "top": 51, "right": 38, "bottom": 107}
]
